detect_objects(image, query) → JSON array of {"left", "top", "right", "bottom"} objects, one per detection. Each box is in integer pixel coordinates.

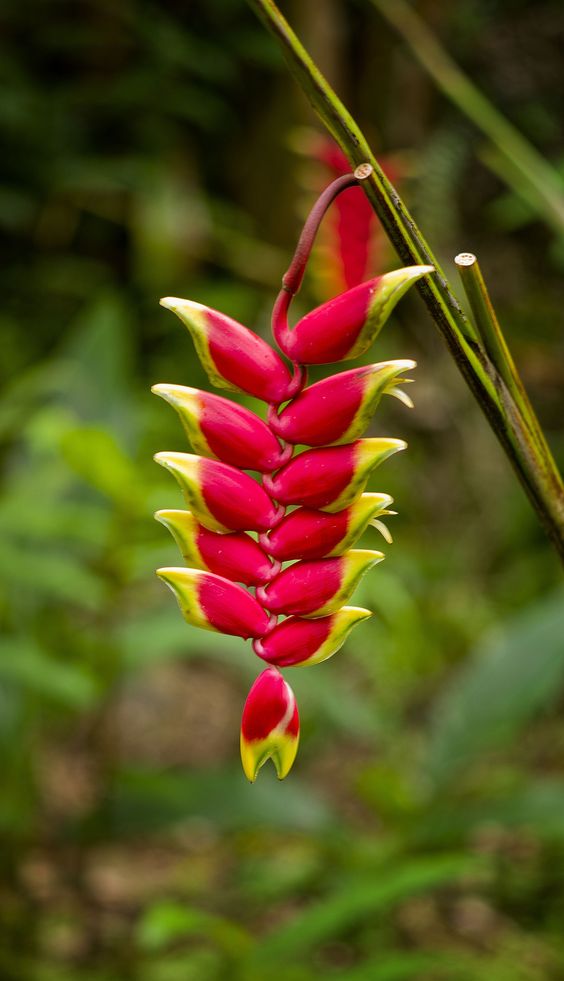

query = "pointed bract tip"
[
  {"left": 159, "top": 296, "right": 181, "bottom": 311},
  {"left": 393, "top": 358, "right": 417, "bottom": 370},
  {"left": 155, "top": 566, "right": 188, "bottom": 588},
  {"left": 362, "top": 492, "right": 394, "bottom": 509},
  {"left": 153, "top": 450, "right": 176, "bottom": 470},
  {"left": 406, "top": 264, "right": 434, "bottom": 277},
  {"left": 355, "top": 548, "right": 385, "bottom": 563},
  {"left": 151, "top": 383, "right": 200, "bottom": 409},
  {"left": 372, "top": 357, "right": 417, "bottom": 374},
  {"left": 153, "top": 451, "right": 201, "bottom": 485},
  {"left": 379, "top": 265, "right": 434, "bottom": 297},
  {"left": 154, "top": 450, "right": 197, "bottom": 467},
  {"left": 152, "top": 381, "right": 192, "bottom": 397},
  {"left": 154, "top": 507, "right": 190, "bottom": 526},
  {"left": 160, "top": 296, "right": 206, "bottom": 314},
  {"left": 362, "top": 437, "right": 407, "bottom": 457},
  {"left": 343, "top": 605, "right": 374, "bottom": 621}
]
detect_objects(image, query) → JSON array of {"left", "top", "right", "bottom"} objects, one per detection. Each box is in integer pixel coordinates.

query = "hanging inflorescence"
[{"left": 153, "top": 166, "right": 433, "bottom": 781}]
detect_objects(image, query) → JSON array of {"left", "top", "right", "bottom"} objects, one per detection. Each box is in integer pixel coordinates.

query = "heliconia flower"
[
  {"left": 160, "top": 297, "right": 298, "bottom": 404},
  {"left": 240, "top": 667, "right": 299, "bottom": 782},
  {"left": 152, "top": 383, "right": 289, "bottom": 472},
  {"left": 275, "top": 266, "right": 433, "bottom": 364},
  {"left": 256, "top": 549, "right": 383, "bottom": 618},
  {"left": 157, "top": 567, "right": 271, "bottom": 639},
  {"left": 155, "top": 509, "right": 277, "bottom": 586},
  {"left": 264, "top": 438, "right": 406, "bottom": 513},
  {"left": 269, "top": 360, "right": 415, "bottom": 446},
  {"left": 155, "top": 451, "right": 283, "bottom": 533},
  {"left": 154, "top": 170, "right": 421, "bottom": 780},
  {"left": 260, "top": 493, "right": 394, "bottom": 561},
  {"left": 253, "top": 606, "right": 372, "bottom": 667}
]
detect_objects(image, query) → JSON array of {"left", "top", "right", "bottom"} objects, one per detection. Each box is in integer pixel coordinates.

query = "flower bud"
[
  {"left": 155, "top": 452, "right": 282, "bottom": 533},
  {"left": 261, "top": 493, "right": 393, "bottom": 561},
  {"left": 152, "top": 384, "right": 288, "bottom": 472},
  {"left": 157, "top": 567, "right": 271, "bottom": 639},
  {"left": 265, "top": 439, "right": 406, "bottom": 512},
  {"left": 253, "top": 606, "right": 372, "bottom": 667},
  {"left": 257, "top": 549, "right": 383, "bottom": 618},
  {"left": 156, "top": 509, "right": 277, "bottom": 586},
  {"left": 240, "top": 667, "right": 299, "bottom": 781},
  {"left": 278, "top": 267, "right": 433, "bottom": 364},
  {"left": 269, "top": 361, "right": 415, "bottom": 446},
  {"left": 160, "top": 297, "right": 294, "bottom": 403}
]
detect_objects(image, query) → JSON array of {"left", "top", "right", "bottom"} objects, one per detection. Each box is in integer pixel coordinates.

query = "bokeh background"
[{"left": 1, "top": 1, "right": 564, "bottom": 978}]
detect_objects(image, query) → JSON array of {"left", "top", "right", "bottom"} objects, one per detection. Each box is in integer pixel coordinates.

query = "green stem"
[
  {"left": 371, "top": 0, "right": 564, "bottom": 238},
  {"left": 455, "top": 252, "right": 562, "bottom": 493},
  {"left": 246, "top": 0, "right": 564, "bottom": 563},
  {"left": 455, "top": 253, "right": 531, "bottom": 415}
]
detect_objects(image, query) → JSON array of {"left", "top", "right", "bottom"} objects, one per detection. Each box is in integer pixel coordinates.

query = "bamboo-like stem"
[
  {"left": 246, "top": 0, "right": 564, "bottom": 563},
  {"left": 455, "top": 253, "right": 532, "bottom": 417},
  {"left": 371, "top": 0, "right": 564, "bottom": 237},
  {"left": 455, "top": 252, "right": 563, "bottom": 489}
]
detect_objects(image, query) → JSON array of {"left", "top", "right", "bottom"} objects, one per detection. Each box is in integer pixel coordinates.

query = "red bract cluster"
[{"left": 154, "top": 169, "right": 433, "bottom": 781}]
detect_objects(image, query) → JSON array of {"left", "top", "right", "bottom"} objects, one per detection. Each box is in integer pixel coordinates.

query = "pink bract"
[
  {"left": 261, "top": 506, "right": 350, "bottom": 561},
  {"left": 196, "top": 525, "right": 276, "bottom": 585},
  {"left": 205, "top": 308, "right": 295, "bottom": 403},
  {"left": 265, "top": 444, "right": 357, "bottom": 509}
]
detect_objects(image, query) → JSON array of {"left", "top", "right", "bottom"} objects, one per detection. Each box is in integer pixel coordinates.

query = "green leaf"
[
  {"left": 137, "top": 900, "right": 251, "bottom": 956},
  {"left": 0, "top": 544, "right": 105, "bottom": 610},
  {"left": 138, "top": 902, "right": 214, "bottom": 950},
  {"left": 417, "top": 778, "right": 564, "bottom": 846},
  {"left": 60, "top": 426, "right": 142, "bottom": 509},
  {"left": 426, "top": 592, "right": 564, "bottom": 786},
  {"left": 138, "top": 949, "right": 223, "bottom": 981},
  {"left": 62, "top": 294, "right": 135, "bottom": 433},
  {"left": 0, "top": 639, "right": 98, "bottom": 709},
  {"left": 0, "top": 495, "right": 109, "bottom": 546},
  {"left": 250, "top": 854, "right": 475, "bottom": 964},
  {"left": 327, "top": 951, "right": 465, "bottom": 981}
]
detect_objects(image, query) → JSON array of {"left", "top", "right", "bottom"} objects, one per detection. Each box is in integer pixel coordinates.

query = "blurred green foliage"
[{"left": 1, "top": 0, "right": 564, "bottom": 979}]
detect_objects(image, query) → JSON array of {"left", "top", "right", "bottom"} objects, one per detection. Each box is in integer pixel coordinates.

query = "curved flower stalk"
[
  {"left": 154, "top": 167, "right": 433, "bottom": 781},
  {"left": 295, "top": 134, "right": 402, "bottom": 297}
]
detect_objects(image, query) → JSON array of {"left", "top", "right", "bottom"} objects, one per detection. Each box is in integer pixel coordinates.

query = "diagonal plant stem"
[
  {"left": 246, "top": 0, "right": 564, "bottom": 563},
  {"left": 371, "top": 0, "right": 564, "bottom": 238}
]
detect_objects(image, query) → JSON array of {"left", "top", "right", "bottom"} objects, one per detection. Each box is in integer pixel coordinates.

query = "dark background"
[{"left": 1, "top": 1, "right": 564, "bottom": 978}]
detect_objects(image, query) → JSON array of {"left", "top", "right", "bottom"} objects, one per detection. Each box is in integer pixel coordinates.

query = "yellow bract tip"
[{"left": 160, "top": 296, "right": 207, "bottom": 314}]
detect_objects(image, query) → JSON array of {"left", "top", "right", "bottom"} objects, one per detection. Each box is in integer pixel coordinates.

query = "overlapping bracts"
[{"left": 154, "top": 172, "right": 432, "bottom": 781}]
